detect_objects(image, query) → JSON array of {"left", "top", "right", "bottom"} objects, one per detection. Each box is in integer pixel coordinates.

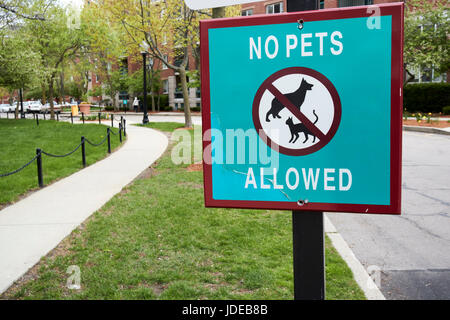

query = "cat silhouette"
[
  {"left": 265, "top": 78, "right": 313, "bottom": 122},
  {"left": 285, "top": 110, "right": 318, "bottom": 144}
]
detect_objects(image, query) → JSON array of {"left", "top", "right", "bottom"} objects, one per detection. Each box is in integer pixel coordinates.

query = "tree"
[
  {"left": 103, "top": 0, "right": 240, "bottom": 127},
  {"left": 404, "top": 0, "right": 449, "bottom": 84},
  {"left": 0, "top": 28, "right": 41, "bottom": 117},
  {"left": 102, "top": 0, "right": 199, "bottom": 127},
  {"left": 25, "top": 3, "right": 86, "bottom": 119},
  {"left": 80, "top": 2, "right": 125, "bottom": 110},
  {"left": 0, "top": 0, "right": 46, "bottom": 26}
]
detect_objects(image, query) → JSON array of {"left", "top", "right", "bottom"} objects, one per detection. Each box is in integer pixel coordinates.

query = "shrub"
[
  {"left": 403, "top": 83, "right": 450, "bottom": 113},
  {"left": 443, "top": 106, "right": 450, "bottom": 115}
]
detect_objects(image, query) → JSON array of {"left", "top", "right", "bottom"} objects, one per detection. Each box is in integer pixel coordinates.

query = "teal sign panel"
[{"left": 200, "top": 4, "right": 403, "bottom": 214}]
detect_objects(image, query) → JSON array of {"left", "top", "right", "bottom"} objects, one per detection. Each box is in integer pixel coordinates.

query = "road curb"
[
  {"left": 403, "top": 125, "right": 450, "bottom": 136},
  {"left": 324, "top": 215, "right": 386, "bottom": 300}
]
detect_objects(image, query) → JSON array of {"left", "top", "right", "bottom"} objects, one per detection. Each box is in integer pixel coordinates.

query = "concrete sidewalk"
[{"left": 0, "top": 124, "right": 168, "bottom": 294}]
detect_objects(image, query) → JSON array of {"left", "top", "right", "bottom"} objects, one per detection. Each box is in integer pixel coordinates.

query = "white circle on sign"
[{"left": 253, "top": 67, "right": 341, "bottom": 156}]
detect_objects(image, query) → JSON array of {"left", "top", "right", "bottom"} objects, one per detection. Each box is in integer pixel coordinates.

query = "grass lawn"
[
  {"left": 0, "top": 119, "right": 123, "bottom": 206},
  {"left": 1, "top": 123, "right": 365, "bottom": 300}
]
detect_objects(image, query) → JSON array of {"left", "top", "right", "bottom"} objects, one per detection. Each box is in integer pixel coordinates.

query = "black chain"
[
  {"left": 0, "top": 154, "right": 39, "bottom": 177},
  {"left": 109, "top": 128, "right": 120, "bottom": 136},
  {"left": 85, "top": 135, "right": 108, "bottom": 147},
  {"left": 41, "top": 142, "right": 82, "bottom": 158}
]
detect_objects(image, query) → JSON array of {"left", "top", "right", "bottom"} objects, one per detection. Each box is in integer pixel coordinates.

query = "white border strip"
[{"left": 324, "top": 215, "right": 386, "bottom": 300}]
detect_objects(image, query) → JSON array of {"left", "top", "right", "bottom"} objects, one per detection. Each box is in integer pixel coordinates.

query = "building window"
[
  {"left": 319, "top": 0, "right": 325, "bottom": 9},
  {"left": 162, "top": 55, "right": 168, "bottom": 70},
  {"left": 95, "top": 74, "right": 99, "bottom": 82},
  {"left": 408, "top": 66, "right": 447, "bottom": 84},
  {"left": 162, "top": 80, "right": 168, "bottom": 93},
  {"left": 266, "top": 2, "right": 283, "bottom": 14},
  {"left": 242, "top": 9, "right": 253, "bottom": 16},
  {"left": 338, "top": 0, "right": 373, "bottom": 7}
]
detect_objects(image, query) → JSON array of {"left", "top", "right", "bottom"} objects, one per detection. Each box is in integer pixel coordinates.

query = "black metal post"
[
  {"left": 98, "top": 112, "right": 101, "bottom": 124},
  {"left": 81, "top": 136, "right": 86, "bottom": 167},
  {"left": 43, "top": 111, "right": 46, "bottom": 120},
  {"left": 142, "top": 51, "right": 149, "bottom": 124},
  {"left": 123, "top": 119, "right": 126, "bottom": 137},
  {"left": 292, "top": 211, "right": 325, "bottom": 299},
  {"left": 107, "top": 128, "right": 111, "bottom": 153},
  {"left": 287, "top": 0, "right": 324, "bottom": 300},
  {"left": 82, "top": 112, "right": 85, "bottom": 124},
  {"left": 56, "top": 111, "right": 59, "bottom": 122},
  {"left": 36, "top": 113, "right": 39, "bottom": 126},
  {"left": 119, "top": 123, "right": 122, "bottom": 143},
  {"left": 20, "top": 88, "right": 25, "bottom": 119},
  {"left": 111, "top": 114, "right": 114, "bottom": 127},
  {"left": 71, "top": 113, "right": 73, "bottom": 124},
  {"left": 36, "top": 148, "right": 43, "bottom": 188}
]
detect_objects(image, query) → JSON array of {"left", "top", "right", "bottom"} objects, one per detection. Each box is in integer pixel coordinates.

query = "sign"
[
  {"left": 185, "top": 0, "right": 261, "bottom": 10},
  {"left": 200, "top": 3, "right": 403, "bottom": 214}
]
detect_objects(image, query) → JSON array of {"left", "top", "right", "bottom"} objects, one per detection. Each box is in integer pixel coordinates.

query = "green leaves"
[{"left": 404, "top": 0, "right": 449, "bottom": 80}]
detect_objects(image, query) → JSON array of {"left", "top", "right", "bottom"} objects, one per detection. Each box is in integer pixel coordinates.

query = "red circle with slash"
[{"left": 253, "top": 67, "right": 342, "bottom": 156}]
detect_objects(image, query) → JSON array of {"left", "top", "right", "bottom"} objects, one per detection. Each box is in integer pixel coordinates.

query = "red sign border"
[
  {"left": 252, "top": 66, "right": 342, "bottom": 156},
  {"left": 200, "top": 3, "right": 403, "bottom": 215}
]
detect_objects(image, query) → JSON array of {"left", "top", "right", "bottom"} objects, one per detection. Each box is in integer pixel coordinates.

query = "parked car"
[
  {"left": 27, "top": 101, "right": 43, "bottom": 113},
  {"left": 0, "top": 104, "right": 12, "bottom": 112}
]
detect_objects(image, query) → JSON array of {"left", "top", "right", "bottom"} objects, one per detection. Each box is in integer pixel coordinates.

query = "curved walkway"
[{"left": 0, "top": 123, "right": 168, "bottom": 294}]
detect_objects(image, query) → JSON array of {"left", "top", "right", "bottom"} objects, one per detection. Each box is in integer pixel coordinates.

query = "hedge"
[
  {"left": 403, "top": 83, "right": 450, "bottom": 113},
  {"left": 137, "top": 94, "right": 170, "bottom": 111},
  {"left": 443, "top": 106, "right": 450, "bottom": 115}
]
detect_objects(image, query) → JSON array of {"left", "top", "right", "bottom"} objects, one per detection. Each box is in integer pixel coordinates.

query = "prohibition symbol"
[{"left": 253, "top": 67, "right": 341, "bottom": 156}]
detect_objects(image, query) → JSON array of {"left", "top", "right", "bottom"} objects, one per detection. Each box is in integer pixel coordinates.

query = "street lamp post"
[{"left": 140, "top": 41, "right": 150, "bottom": 124}]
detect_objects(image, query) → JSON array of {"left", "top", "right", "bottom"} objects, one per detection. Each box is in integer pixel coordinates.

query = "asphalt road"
[{"left": 327, "top": 131, "right": 450, "bottom": 300}]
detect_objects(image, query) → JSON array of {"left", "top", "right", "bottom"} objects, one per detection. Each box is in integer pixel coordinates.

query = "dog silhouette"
[
  {"left": 265, "top": 78, "right": 313, "bottom": 122},
  {"left": 285, "top": 110, "right": 318, "bottom": 144}
]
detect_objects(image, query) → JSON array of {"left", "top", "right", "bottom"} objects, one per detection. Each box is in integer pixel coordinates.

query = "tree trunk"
[
  {"left": 49, "top": 76, "right": 55, "bottom": 120},
  {"left": 157, "top": 94, "right": 160, "bottom": 112},
  {"left": 179, "top": 66, "right": 192, "bottom": 128},
  {"left": 41, "top": 82, "right": 47, "bottom": 105},
  {"left": 151, "top": 92, "right": 155, "bottom": 112},
  {"left": 149, "top": 69, "right": 155, "bottom": 112},
  {"left": 15, "top": 96, "right": 19, "bottom": 120},
  {"left": 60, "top": 70, "right": 65, "bottom": 103}
]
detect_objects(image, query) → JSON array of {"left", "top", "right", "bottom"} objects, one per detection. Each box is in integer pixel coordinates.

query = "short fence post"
[
  {"left": 98, "top": 112, "right": 101, "bottom": 124},
  {"left": 36, "top": 113, "right": 39, "bottom": 126},
  {"left": 71, "top": 113, "right": 73, "bottom": 124},
  {"left": 123, "top": 119, "right": 126, "bottom": 137},
  {"left": 56, "top": 111, "right": 59, "bottom": 122},
  {"left": 82, "top": 112, "right": 85, "bottom": 124},
  {"left": 81, "top": 136, "right": 86, "bottom": 167},
  {"left": 111, "top": 114, "right": 114, "bottom": 127},
  {"left": 36, "top": 148, "right": 43, "bottom": 188},
  {"left": 43, "top": 112, "right": 46, "bottom": 120},
  {"left": 107, "top": 128, "right": 111, "bottom": 153},
  {"left": 119, "top": 123, "right": 122, "bottom": 143}
]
